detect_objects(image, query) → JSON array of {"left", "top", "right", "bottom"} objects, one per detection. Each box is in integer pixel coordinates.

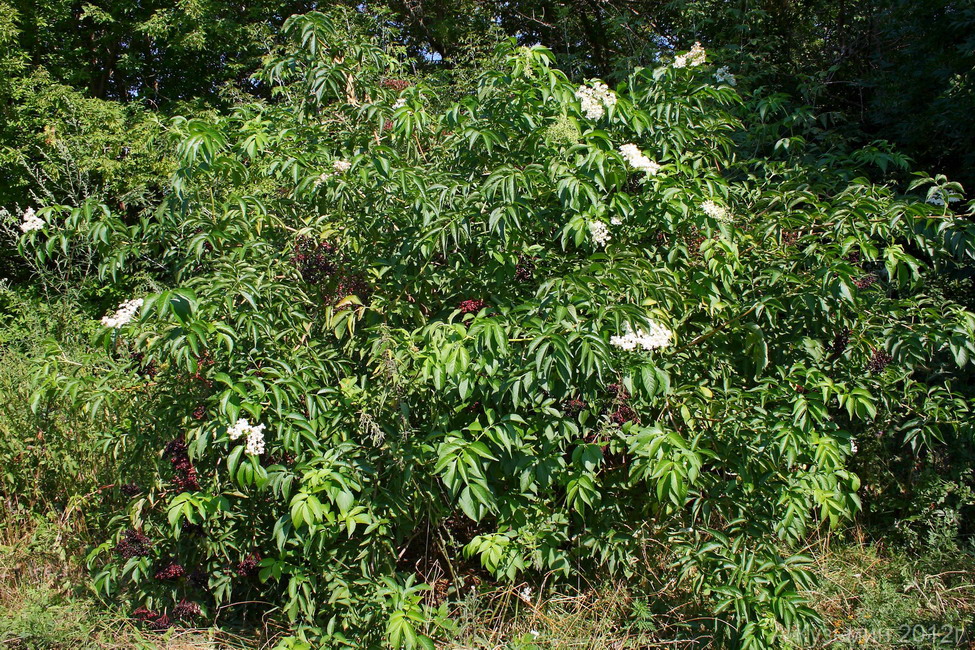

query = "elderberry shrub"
[{"left": 23, "top": 15, "right": 975, "bottom": 650}]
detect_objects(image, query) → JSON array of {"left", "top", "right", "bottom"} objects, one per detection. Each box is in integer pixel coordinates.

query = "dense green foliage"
[
  {"left": 8, "top": 9, "right": 975, "bottom": 648},
  {"left": 3, "top": 3, "right": 975, "bottom": 649}
]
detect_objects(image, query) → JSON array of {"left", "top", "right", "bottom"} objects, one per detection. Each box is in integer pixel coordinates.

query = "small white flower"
[
  {"left": 714, "top": 66, "right": 737, "bottom": 86},
  {"left": 588, "top": 221, "right": 611, "bottom": 247},
  {"left": 850, "top": 439, "right": 858, "bottom": 454},
  {"left": 618, "top": 143, "right": 661, "bottom": 175},
  {"left": 245, "top": 423, "right": 266, "bottom": 455},
  {"left": 19, "top": 207, "right": 45, "bottom": 233},
  {"left": 701, "top": 199, "right": 731, "bottom": 222},
  {"left": 673, "top": 42, "right": 706, "bottom": 69},
  {"left": 227, "top": 418, "right": 267, "bottom": 455},
  {"left": 392, "top": 98, "right": 407, "bottom": 109},
  {"left": 100, "top": 298, "right": 143, "bottom": 329},
  {"left": 610, "top": 216, "right": 622, "bottom": 226},
  {"left": 227, "top": 418, "right": 250, "bottom": 441},
  {"left": 530, "top": 629, "right": 540, "bottom": 637},
  {"left": 519, "top": 586, "right": 532, "bottom": 603},
  {"left": 610, "top": 321, "right": 673, "bottom": 352},
  {"left": 575, "top": 81, "right": 616, "bottom": 121},
  {"left": 332, "top": 160, "right": 352, "bottom": 173}
]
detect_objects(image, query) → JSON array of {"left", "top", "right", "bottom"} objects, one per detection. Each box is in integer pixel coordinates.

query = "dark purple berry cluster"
[
  {"left": 189, "top": 351, "right": 214, "bottom": 387},
  {"left": 192, "top": 404, "right": 206, "bottom": 420},
  {"left": 133, "top": 606, "right": 171, "bottom": 629},
  {"left": 458, "top": 299, "right": 486, "bottom": 314},
  {"left": 611, "top": 404, "right": 640, "bottom": 425},
  {"left": 148, "top": 614, "right": 172, "bottom": 631},
  {"left": 189, "top": 569, "right": 208, "bottom": 590},
  {"left": 237, "top": 552, "right": 261, "bottom": 577},
  {"left": 121, "top": 482, "right": 140, "bottom": 497},
  {"left": 155, "top": 562, "right": 186, "bottom": 580},
  {"left": 829, "top": 328, "right": 851, "bottom": 358},
  {"left": 867, "top": 349, "right": 893, "bottom": 373},
  {"left": 265, "top": 451, "right": 297, "bottom": 466},
  {"left": 173, "top": 599, "right": 201, "bottom": 621},
  {"left": 684, "top": 226, "right": 705, "bottom": 252},
  {"left": 854, "top": 274, "right": 877, "bottom": 289},
  {"left": 164, "top": 439, "right": 200, "bottom": 492},
  {"left": 130, "top": 352, "right": 158, "bottom": 379},
  {"left": 563, "top": 398, "right": 586, "bottom": 416},
  {"left": 515, "top": 257, "right": 535, "bottom": 282},
  {"left": 292, "top": 237, "right": 337, "bottom": 285},
  {"left": 115, "top": 529, "right": 152, "bottom": 559},
  {"left": 331, "top": 273, "right": 372, "bottom": 308}
]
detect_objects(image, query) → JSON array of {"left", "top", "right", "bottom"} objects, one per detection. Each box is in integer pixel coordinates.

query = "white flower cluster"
[
  {"left": 100, "top": 298, "right": 143, "bottom": 328},
  {"left": 19, "top": 207, "right": 45, "bottom": 233},
  {"left": 926, "top": 189, "right": 961, "bottom": 206},
  {"left": 701, "top": 199, "right": 731, "bottom": 222},
  {"left": 228, "top": 418, "right": 267, "bottom": 455},
  {"left": 610, "top": 321, "right": 673, "bottom": 351},
  {"left": 315, "top": 160, "right": 353, "bottom": 185},
  {"left": 673, "top": 42, "right": 706, "bottom": 69},
  {"left": 850, "top": 439, "right": 858, "bottom": 454},
  {"left": 714, "top": 66, "right": 737, "bottom": 86},
  {"left": 619, "top": 143, "right": 661, "bottom": 175},
  {"left": 575, "top": 81, "right": 617, "bottom": 120},
  {"left": 392, "top": 98, "right": 407, "bottom": 110},
  {"left": 589, "top": 221, "right": 611, "bottom": 246}
]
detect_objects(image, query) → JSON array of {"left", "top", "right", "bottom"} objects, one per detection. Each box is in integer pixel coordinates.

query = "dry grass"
[{"left": 446, "top": 578, "right": 710, "bottom": 649}]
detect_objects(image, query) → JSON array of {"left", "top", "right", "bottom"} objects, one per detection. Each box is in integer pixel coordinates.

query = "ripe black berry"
[
  {"left": 611, "top": 405, "right": 640, "bottom": 425},
  {"left": 829, "top": 328, "right": 851, "bottom": 358},
  {"left": 515, "top": 257, "right": 536, "bottom": 282},
  {"left": 854, "top": 274, "right": 877, "bottom": 289},
  {"left": 292, "top": 237, "right": 337, "bottom": 285},
  {"left": 155, "top": 562, "right": 186, "bottom": 581},
  {"left": 173, "top": 599, "right": 202, "bottom": 621},
  {"left": 563, "top": 399, "right": 586, "bottom": 416},
  {"left": 237, "top": 553, "right": 261, "bottom": 577},
  {"left": 867, "top": 349, "right": 893, "bottom": 373},
  {"left": 115, "top": 529, "right": 152, "bottom": 559},
  {"left": 458, "top": 299, "right": 486, "bottom": 314}
]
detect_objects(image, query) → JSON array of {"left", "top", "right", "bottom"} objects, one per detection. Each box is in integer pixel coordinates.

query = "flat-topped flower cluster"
[
  {"left": 19, "top": 207, "right": 45, "bottom": 233},
  {"left": 101, "top": 298, "right": 144, "bottom": 329},
  {"left": 228, "top": 418, "right": 266, "bottom": 455},
  {"left": 673, "top": 42, "right": 706, "bottom": 68},
  {"left": 589, "top": 221, "right": 611, "bottom": 247},
  {"left": 575, "top": 81, "right": 617, "bottom": 120},
  {"left": 701, "top": 199, "right": 731, "bottom": 222},
  {"left": 619, "top": 144, "right": 661, "bottom": 175},
  {"left": 610, "top": 321, "right": 673, "bottom": 351}
]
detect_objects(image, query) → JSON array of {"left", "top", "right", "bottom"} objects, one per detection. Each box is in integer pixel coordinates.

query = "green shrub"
[{"left": 15, "top": 10, "right": 975, "bottom": 648}]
